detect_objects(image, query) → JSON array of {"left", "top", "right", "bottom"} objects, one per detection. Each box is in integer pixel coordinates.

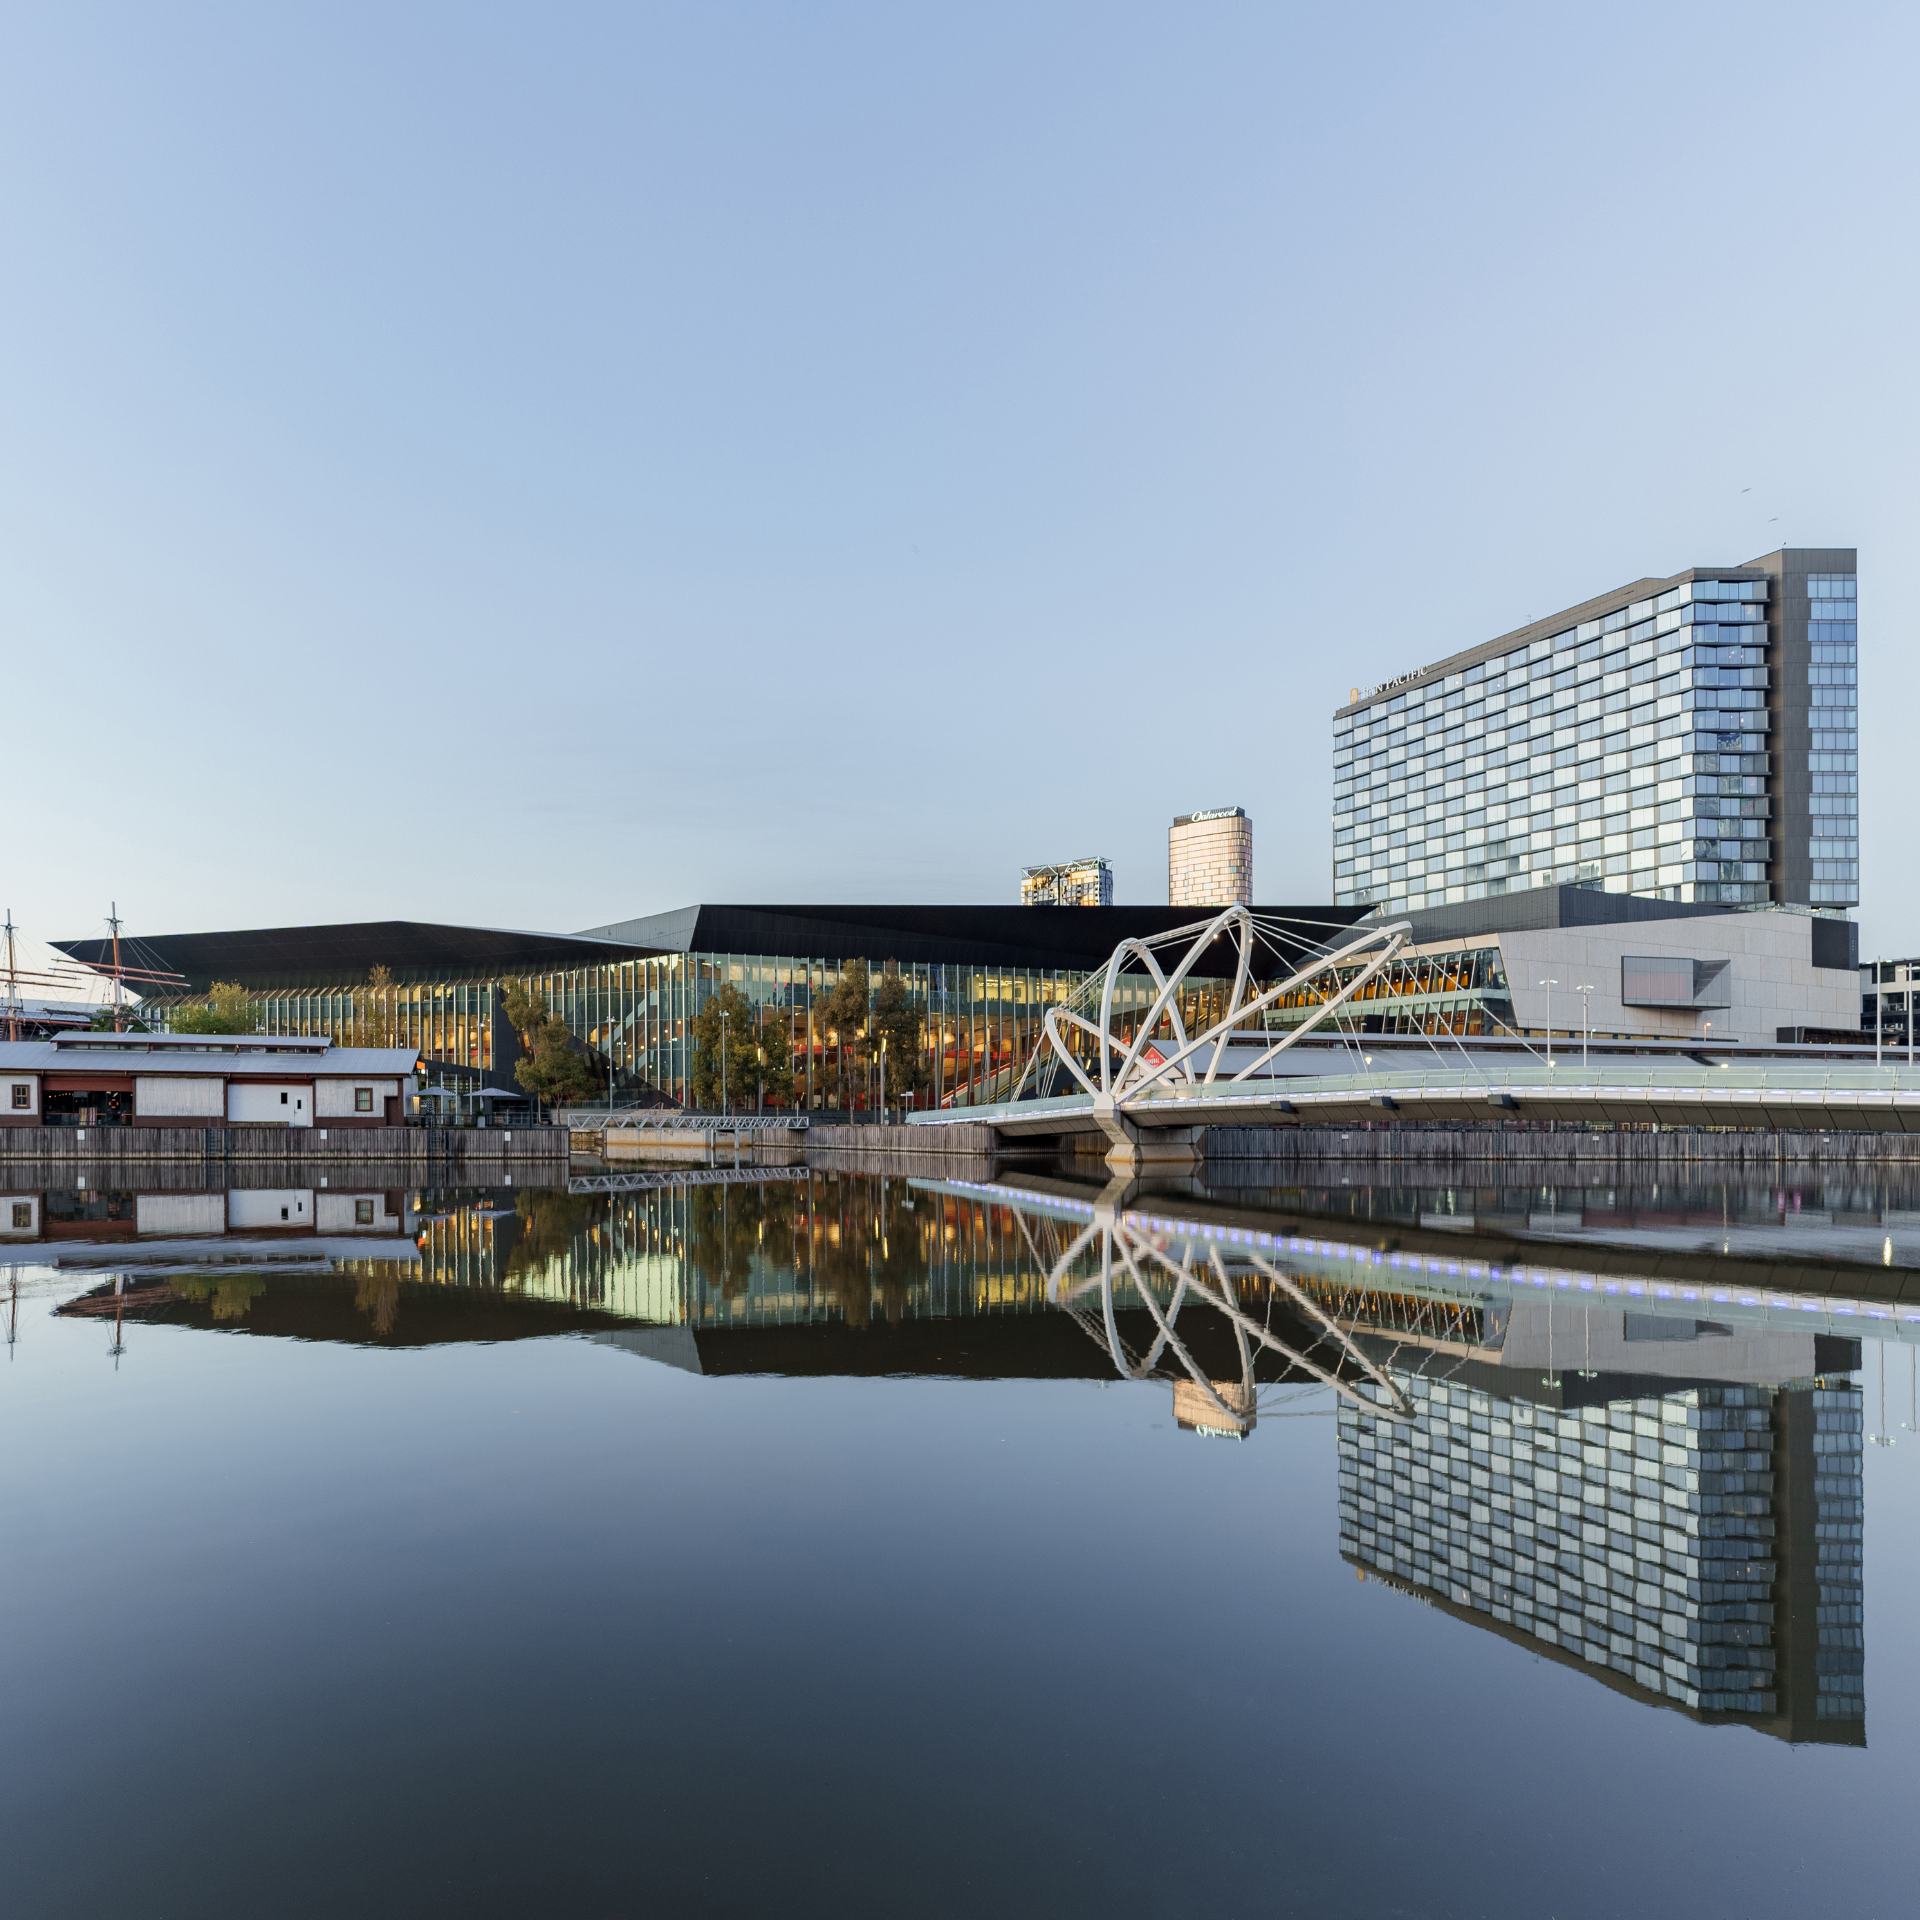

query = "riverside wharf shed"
[{"left": 0, "top": 1031, "right": 420, "bottom": 1130}]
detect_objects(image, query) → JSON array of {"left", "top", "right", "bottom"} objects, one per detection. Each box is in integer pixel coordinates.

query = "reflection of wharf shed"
[
  {"left": 0, "top": 1186, "right": 412, "bottom": 1245},
  {"left": 0, "top": 1031, "right": 419, "bottom": 1129}
]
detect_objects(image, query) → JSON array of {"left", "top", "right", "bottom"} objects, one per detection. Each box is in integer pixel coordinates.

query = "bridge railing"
[
  {"left": 1135, "top": 1058, "right": 1920, "bottom": 1107},
  {"left": 553, "top": 1109, "right": 810, "bottom": 1133}
]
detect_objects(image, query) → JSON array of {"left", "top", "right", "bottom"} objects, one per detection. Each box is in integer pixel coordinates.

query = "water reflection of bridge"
[{"left": 47, "top": 1168, "right": 1875, "bottom": 1745}]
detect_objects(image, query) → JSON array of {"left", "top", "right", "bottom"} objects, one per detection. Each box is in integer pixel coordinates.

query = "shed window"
[
  {"left": 279, "top": 1091, "right": 288, "bottom": 1105},
  {"left": 354, "top": 1087, "right": 374, "bottom": 1113},
  {"left": 10, "top": 1203, "right": 29, "bottom": 1229},
  {"left": 9, "top": 1083, "right": 28, "bottom": 1110},
  {"left": 355, "top": 1200, "right": 375, "bottom": 1225}
]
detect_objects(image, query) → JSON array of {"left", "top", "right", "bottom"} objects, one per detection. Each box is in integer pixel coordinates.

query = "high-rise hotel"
[{"left": 1333, "top": 548, "right": 1857, "bottom": 914}]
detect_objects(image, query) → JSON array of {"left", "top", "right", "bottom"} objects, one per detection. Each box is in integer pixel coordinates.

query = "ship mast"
[
  {"left": 3, "top": 908, "right": 17, "bottom": 1043},
  {"left": 108, "top": 901, "right": 125, "bottom": 1031}
]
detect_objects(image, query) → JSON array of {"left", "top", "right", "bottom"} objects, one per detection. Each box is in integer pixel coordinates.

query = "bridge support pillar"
[{"left": 1101, "top": 1119, "right": 1204, "bottom": 1175}]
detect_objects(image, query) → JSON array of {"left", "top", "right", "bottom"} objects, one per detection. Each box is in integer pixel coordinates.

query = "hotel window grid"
[
  {"left": 1333, "top": 577, "right": 1782, "bottom": 913},
  {"left": 1805, "top": 574, "right": 1859, "bottom": 906}
]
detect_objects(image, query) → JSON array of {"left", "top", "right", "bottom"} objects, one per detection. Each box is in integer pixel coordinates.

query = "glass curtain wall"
[
  {"left": 1263, "top": 942, "right": 1515, "bottom": 1038},
  {"left": 1807, "top": 573, "right": 1859, "bottom": 907},
  {"left": 136, "top": 952, "right": 1230, "bottom": 1111}
]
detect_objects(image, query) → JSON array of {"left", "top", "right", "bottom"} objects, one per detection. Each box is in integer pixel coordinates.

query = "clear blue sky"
[{"left": 5, "top": 0, "right": 1916, "bottom": 970}]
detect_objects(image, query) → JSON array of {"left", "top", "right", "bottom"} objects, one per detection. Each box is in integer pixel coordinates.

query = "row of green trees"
[
  {"left": 500, "top": 979, "right": 601, "bottom": 1106},
  {"left": 691, "top": 958, "right": 926, "bottom": 1111},
  {"left": 139, "top": 963, "right": 933, "bottom": 1114},
  {"left": 110, "top": 966, "right": 395, "bottom": 1040}
]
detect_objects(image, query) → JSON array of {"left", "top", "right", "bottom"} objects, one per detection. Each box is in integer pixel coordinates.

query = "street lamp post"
[
  {"left": 1538, "top": 978, "right": 1559, "bottom": 1067},
  {"left": 719, "top": 1006, "right": 730, "bottom": 1116},
  {"left": 1575, "top": 982, "right": 1595, "bottom": 1069}
]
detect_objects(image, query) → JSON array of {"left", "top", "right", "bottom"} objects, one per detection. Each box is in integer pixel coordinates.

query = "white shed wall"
[
  {"left": 135, "top": 1075, "right": 224, "bottom": 1119},
  {"left": 227, "top": 1082, "right": 313, "bottom": 1127},
  {"left": 315, "top": 1078, "right": 399, "bottom": 1118}
]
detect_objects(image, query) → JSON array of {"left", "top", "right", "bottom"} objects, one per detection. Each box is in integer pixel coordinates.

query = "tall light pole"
[
  {"left": 1537, "top": 978, "right": 1558, "bottom": 1066},
  {"left": 719, "top": 1005, "right": 730, "bottom": 1116},
  {"left": 1575, "top": 982, "right": 1595, "bottom": 1068}
]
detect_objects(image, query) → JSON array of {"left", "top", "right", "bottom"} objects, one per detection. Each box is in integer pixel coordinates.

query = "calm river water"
[{"left": 4, "top": 1166, "right": 1919, "bottom": 1917}]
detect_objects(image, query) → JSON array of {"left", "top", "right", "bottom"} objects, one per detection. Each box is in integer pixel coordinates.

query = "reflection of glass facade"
[
  {"left": 411, "top": 1179, "right": 1055, "bottom": 1328},
  {"left": 1339, "top": 1372, "right": 1864, "bottom": 1743},
  {"left": 1334, "top": 549, "right": 1857, "bottom": 914}
]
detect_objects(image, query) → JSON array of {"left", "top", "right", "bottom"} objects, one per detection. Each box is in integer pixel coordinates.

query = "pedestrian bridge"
[{"left": 903, "top": 905, "right": 1920, "bottom": 1166}]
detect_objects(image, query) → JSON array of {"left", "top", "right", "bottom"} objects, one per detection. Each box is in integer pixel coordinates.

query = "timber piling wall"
[{"left": 0, "top": 1126, "right": 568, "bottom": 1174}]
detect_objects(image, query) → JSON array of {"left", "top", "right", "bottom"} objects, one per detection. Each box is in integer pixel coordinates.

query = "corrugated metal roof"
[
  {"left": 51, "top": 1031, "right": 331, "bottom": 1051},
  {"left": 0, "top": 1043, "right": 417, "bottom": 1077}
]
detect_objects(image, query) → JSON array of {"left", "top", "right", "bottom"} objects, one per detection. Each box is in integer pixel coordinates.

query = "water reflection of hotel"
[
  {"left": 1335, "top": 1296, "right": 1865, "bottom": 1746},
  {"left": 22, "top": 1174, "right": 1876, "bottom": 1751}
]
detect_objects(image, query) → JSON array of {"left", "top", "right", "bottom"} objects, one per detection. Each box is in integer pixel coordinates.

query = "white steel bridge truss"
[{"left": 1016, "top": 906, "right": 1413, "bottom": 1113}]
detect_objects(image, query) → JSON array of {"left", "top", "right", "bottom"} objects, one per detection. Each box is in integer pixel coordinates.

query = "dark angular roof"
[
  {"left": 56, "top": 902, "right": 1369, "bottom": 993},
  {"left": 53, "top": 920, "right": 659, "bottom": 992},
  {"left": 576, "top": 903, "right": 1366, "bottom": 972}
]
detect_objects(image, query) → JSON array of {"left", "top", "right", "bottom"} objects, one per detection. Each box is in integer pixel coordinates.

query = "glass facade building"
[
  {"left": 70, "top": 906, "right": 1358, "bottom": 1112},
  {"left": 1333, "top": 548, "right": 1858, "bottom": 915}
]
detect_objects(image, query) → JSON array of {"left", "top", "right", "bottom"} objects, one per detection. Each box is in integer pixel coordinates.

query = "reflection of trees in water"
[
  {"left": 677, "top": 1177, "right": 943, "bottom": 1329},
  {"left": 168, "top": 1273, "right": 267, "bottom": 1323},
  {"left": 686, "top": 1185, "right": 762, "bottom": 1301},
  {"left": 502, "top": 1189, "right": 604, "bottom": 1294},
  {"left": 352, "top": 1267, "right": 401, "bottom": 1337}
]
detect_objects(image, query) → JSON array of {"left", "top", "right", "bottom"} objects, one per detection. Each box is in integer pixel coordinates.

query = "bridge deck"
[{"left": 910, "top": 1060, "right": 1920, "bottom": 1137}]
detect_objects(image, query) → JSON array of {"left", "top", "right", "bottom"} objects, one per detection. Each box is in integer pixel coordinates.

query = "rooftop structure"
[{"left": 1019, "top": 858, "right": 1113, "bottom": 908}]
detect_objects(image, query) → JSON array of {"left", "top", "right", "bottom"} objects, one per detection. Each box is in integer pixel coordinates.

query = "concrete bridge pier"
[{"left": 1096, "top": 1103, "right": 1204, "bottom": 1175}]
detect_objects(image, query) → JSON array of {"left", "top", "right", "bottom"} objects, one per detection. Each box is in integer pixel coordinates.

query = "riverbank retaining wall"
[
  {"left": 0, "top": 1126, "right": 569, "bottom": 1173},
  {"left": 1202, "top": 1123, "right": 1920, "bottom": 1171},
  {"left": 805, "top": 1123, "right": 1023, "bottom": 1176}
]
